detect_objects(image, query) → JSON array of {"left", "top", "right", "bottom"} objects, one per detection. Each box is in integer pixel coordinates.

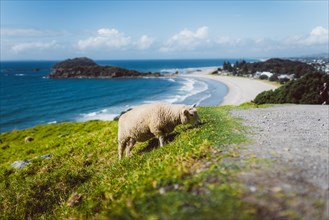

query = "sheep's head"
[{"left": 180, "top": 104, "right": 201, "bottom": 126}]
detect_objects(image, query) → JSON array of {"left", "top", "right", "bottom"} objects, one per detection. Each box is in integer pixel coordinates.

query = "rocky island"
[{"left": 49, "top": 57, "right": 161, "bottom": 78}]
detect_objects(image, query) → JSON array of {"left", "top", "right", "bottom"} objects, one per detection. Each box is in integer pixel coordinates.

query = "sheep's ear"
[{"left": 191, "top": 103, "right": 197, "bottom": 108}]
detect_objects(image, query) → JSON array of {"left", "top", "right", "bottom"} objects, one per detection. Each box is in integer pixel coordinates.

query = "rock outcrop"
[
  {"left": 49, "top": 57, "right": 161, "bottom": 78},
  {"left": 10, "top": 154, "right": 53, "bottom": 169}
]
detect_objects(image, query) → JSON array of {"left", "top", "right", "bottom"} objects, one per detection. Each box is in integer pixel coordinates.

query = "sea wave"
[
  {"left": 143, "top": 77, "right": 208, "bottom": 105},
  {"left": 195, "top": 94, "right": 212, "bottom": 106},
  {"left": 177, "top": 77, "right": 209, "bottom": 102},
  {"left": 76, "top": 76, "right": 210, "bottom": 122},
  {"left": 77, "top": 104, "right": 135, "bottom": 122},
  {"left": 79, "top": 110, "right": 119, "bottom": 122},
  {"left": 160, "top": 66, "right": 218, "bottom": 74}
]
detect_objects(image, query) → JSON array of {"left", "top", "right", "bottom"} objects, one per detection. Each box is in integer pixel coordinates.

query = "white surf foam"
[
  {"left": 176, "top": 77, "right": 209, "bottom": 103},
  {"left": 143, "top": 77, "right": 209, "bottom": 105},
  {"left": 78, "top": 109, "right": 119, "bottom": 122},
  {"left": 160, "top": 66, "right": 218, "bottom": 75},
  {"left": 195, "top": 94, "right": 212, "bottom": 106}
]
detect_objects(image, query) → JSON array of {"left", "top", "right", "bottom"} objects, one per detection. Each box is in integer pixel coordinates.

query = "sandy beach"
[{"left": 187, "top": 68, "right": 279, "bottom": 106}]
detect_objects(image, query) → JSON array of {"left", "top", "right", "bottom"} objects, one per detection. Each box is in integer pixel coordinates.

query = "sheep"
[
  {"left": 117, "top": 103, "right": 201, "bottom": 159},
  {"left": 118, "top": 103, "right": 201, "bottom": 160}
]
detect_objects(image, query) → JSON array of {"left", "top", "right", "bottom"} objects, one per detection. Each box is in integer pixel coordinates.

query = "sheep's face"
[{"left": 181, "top": 105, "right": 201, "bottom": 126}]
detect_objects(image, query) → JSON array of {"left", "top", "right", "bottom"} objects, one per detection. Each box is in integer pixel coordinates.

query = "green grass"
[{"left": 0, "top": 106, "right": 259, "bottom": 219}]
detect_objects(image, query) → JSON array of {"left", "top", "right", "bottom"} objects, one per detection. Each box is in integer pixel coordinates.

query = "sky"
[{"left": 1, "top": 0, "right": 328, "bottom": 60}]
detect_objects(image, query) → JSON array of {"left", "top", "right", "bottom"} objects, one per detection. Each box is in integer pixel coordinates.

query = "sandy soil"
[{"left": 186, "top": 68, "right": 278, "bottom": 105}]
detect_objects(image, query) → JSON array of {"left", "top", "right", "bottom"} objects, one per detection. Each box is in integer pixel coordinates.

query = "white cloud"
[
  {"left": 97, "top": 28, "right": 120, "bottom": 37},
  {"left": 160, "top": 26, "right": 209, "bottom": 52},
  {"left": 212, "top": 26, "right": 328, "bottom": 57},
  {"left": 11, "top": 40, "right": 59, "bottom": 53},
  {"left": 0, "top": 28, "right": 66, "bottom": 38},
  {"left": 1, "top": 28, "right": 47, "bottom": 37},
  {"left": 77, "top": 28, "right": 155, "bottom": 51},
  {"left": 305, "top": 26, "right": 328, "bottom": 45},
  {"left": 2, "top": 28, "right": 39, "bottom": 36},
  {"left": 78, "top": 28, "right": 131, "bottom": 50},
  {"left": 2, "top": 25, "right": 327, "bottom": 59},
  {"left": 285, "top": 26, "right": 328, "bottom": 46},
  {"left": 136, "top": 35, "right": 154, "bottom": 50}
]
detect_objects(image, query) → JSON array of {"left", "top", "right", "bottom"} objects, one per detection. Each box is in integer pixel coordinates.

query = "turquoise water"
[{"left": 0, "top": 59, "right": 248, "bottom": 132}]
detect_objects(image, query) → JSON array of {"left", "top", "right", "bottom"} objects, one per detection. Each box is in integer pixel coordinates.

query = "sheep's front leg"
[
  {"left": 152, "top": 130, "right": 165, "bottom": 147},
  {"left": 158, "top": 135, "right": 165, "bottom": 147}
]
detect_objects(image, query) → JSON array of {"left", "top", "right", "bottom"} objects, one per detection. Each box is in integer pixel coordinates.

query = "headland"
[{"left": 49, "top": 57, "right": 162, "bottom": 79}]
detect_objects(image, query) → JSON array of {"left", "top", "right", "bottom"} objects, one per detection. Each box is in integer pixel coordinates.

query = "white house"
[
  {"left": 254, "top": 71, "right": 273, "bottom": 78},
  {"left": 278, "top": 74, "right": 294, "bottom": 80}
]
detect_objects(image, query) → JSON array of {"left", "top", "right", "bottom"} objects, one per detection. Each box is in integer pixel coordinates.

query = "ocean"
[{"left": 0, "top": 59, "right": 247, "bottom": 133}]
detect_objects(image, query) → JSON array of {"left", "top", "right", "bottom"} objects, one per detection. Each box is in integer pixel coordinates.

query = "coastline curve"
[{"left": 185, "top": 68, "right": 279, "bottom": 106}]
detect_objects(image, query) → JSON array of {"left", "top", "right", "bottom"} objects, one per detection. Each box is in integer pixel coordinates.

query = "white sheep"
[{"left": 118, "top": 103, "right": 201, "bottom": 159}]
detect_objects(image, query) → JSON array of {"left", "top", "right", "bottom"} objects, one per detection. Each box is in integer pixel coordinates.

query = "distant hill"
[
  {"left": 52, "top": 57, "right": 98, "bottom": 69},
  {"left": 221, "top": 58, "right": 329, "bottom": 104},
  {"left": 223, "top": 58, "right": 317, "bottom": 79},
  {"left": 49, "top": 57, "right": 161, "bottom": 78}
]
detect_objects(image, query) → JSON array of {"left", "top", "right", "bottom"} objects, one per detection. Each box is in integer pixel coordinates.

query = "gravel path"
[{"left": 230, "top": 105, "right": 329, "bottom": 219}]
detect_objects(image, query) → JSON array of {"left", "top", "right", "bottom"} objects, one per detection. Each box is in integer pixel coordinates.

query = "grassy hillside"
[{"left": 1, "top": 106, "right": 261, "bottom": 219}]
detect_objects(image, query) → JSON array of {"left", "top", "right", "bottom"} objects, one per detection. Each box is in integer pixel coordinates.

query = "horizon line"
[{"left": 2, "top": 54, "right": 328, "bottom": 62}]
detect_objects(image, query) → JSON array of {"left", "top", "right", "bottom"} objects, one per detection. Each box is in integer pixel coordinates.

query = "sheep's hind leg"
[
  {"left": 118, "top": 141, "right": 127, "bottom": 160},
  {"left": 126, "top": 138, "right": 136, "bottom": 157}
]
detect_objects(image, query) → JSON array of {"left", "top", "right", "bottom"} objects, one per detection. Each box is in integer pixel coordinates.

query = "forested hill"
[
  {"left": 49, "top": 57, "right": 161, "bottom": 79},
  {"left": 223, "top": 58, "right": 316, "bottom": 78},
  {"left": 221, "top": 58, "right": 329, "bottom": 105},
  {"left": 254, "top": 72, "right": 329, "bottom": 104}
]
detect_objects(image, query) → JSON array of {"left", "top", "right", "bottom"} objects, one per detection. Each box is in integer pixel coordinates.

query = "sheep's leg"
[
  {"left": 118, "top": 141, "right": 127, "bottom": 160},
  {"left": 158, "top": 135, "right": 165, "bottom": 147},
  {"left": 126, "top": 138, "right": 136, "bottom": 157},
  {"left": 152, "top": 130, "right": 165, "bottom": 147}
]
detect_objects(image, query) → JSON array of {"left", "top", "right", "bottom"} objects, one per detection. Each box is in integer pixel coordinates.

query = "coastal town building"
[
  {"left": 292, "top": 56, "right": 329, "bottom": 74},
  {"left": 254, "top": 71, "right": 273, "bottom": 79}
]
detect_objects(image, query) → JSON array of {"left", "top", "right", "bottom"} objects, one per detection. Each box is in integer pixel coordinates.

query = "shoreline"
[
  {"left": 0, "top": 65, "right": 279, "bottom": 133},
  {"left": 184, "top": 68, "right": 279, "bottom": 106}
]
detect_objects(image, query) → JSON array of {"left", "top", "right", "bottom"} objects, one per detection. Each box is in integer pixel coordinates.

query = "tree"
[
  {"left": 269, "top": 74, "right": 278, "bottom": 82},
  {"left": 259, "top": 75, "right": 269, "bottom": 80},
  {"left": 254, "top": 72, "right": 329, "bottom": 104}
]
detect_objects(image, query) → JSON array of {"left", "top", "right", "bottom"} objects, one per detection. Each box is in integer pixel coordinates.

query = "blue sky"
[{"left": 1, "top": 0, "right": 328, "bottom": 60}]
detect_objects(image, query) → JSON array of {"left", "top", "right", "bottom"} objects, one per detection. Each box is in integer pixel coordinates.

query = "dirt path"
[{"left": 231, "top": 105, "right": 329, "bottom": 219}]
